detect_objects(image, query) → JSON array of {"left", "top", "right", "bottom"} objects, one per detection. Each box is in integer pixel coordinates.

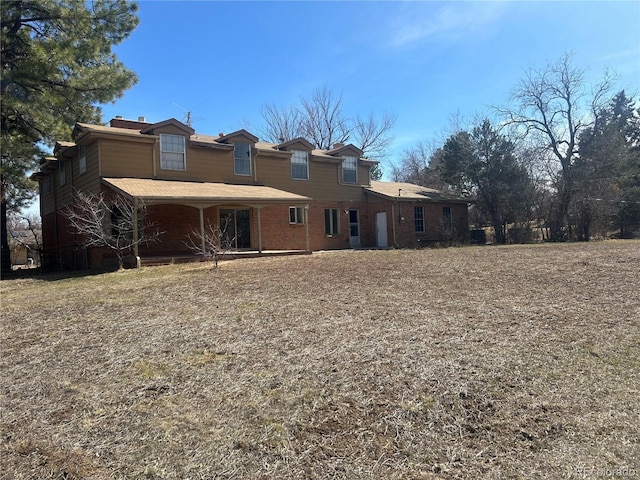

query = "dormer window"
[
  {"left": 342, "top": 155, "right": 357, "bottom": 183},
  {"left": 160, "top": 134, "right": 186, "bottom": 171},
  {"left": 291, "top": 150, "right": 309, "bottom": 180},
  {"left": 234, "top": 142, "right": 251, "bottom": 176}
]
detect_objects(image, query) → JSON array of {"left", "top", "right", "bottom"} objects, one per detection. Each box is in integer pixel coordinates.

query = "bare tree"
[
  {"left": 259, "top": 103, "right": 303, "bottom": 143},
  {"left": 63, "top": 192, "right": 162, "bottom": 270},
  {"left": 299, "top": 86, "right": 351, "bottom": 149},
  {"left": 497, "top": 52, "right": 613, "bottom": 240},
  {"left": 353, "top": 112, "right": 396, "bottom": 159},
  {"left": 6, "top": 213, "right": 42, "bottom": 268},
  {"left": 259, "top": 85, "right": 396, "bottom": 160},
  {"left": 183, "top": 220, "right": 236, "bottom": 269}
]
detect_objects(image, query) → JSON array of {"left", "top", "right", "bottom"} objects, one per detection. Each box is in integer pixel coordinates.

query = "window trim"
[
  {"left": 234, "top": 142, "right": 252, "bottom": 176},
  {"left": 414, "top": 206, "right": 425, "bottom": 233},
  {"left": 342, "top": 155, "right": 357, "bottom": 184},
  {"left": 291, "top": 150, "right": 309, "bottom": 180},
  {"left": 160, "top": 134, "right": 186, "bottom": 171},
  {"left": 78, "top": 145, "right": 87, "bottom": 175},
  {"left": 289, "top": 206, "right": 304, "bottom": 225},
  {"left": 324, "top": 208, "right": 340, "bottom": 236}
]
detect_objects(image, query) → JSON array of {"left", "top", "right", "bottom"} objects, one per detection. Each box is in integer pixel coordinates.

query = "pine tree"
[{"left": 1, "top": 0, "right": 139, "bottom": 274}]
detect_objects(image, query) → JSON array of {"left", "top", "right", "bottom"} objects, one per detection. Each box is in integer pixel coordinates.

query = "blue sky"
[{"left": 104, "top": 0, "right": 639, "bottom": 176}]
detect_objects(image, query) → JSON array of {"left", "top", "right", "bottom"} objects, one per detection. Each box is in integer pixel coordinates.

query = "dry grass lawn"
[{"left": 1, "top": 241, "right": 639, "bottom": 479}]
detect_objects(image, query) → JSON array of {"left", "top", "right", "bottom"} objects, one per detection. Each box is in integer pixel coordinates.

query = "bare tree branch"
[
  {"left": 63, "top": 191, "right": 162, "bottom": 269},
  {"left": 184, "top": 220, "right": 235, "bottom": 269}
]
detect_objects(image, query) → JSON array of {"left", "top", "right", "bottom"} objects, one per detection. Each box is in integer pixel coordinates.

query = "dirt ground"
[{"left": 1, "top": 241, "right": 638, "bottom": 479}]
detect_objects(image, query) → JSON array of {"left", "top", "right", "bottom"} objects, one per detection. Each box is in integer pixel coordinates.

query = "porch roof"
[{"left": 102, "top": 178, "right": 310, "bottom": 205}]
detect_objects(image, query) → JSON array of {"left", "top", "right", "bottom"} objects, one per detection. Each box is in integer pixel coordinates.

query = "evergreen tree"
[
  {"left": 575, "top": 91, "right": 640, "bottom": 238},
  {"left": 1, "top": 0, "right": 139, "bottom": 274},
  {"left": 439, "top": 120, "right": 536, "bottom": 244}
]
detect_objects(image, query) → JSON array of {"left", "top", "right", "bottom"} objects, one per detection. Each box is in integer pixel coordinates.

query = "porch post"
[
  {"left": 256, "top": 207, "right": 263, "bottom": 253},
  {"left": 199, "top": 207, "right": 206, "bottom": 254},
  {"left": 305, "top": 204, "right": 310, "bottom": 252},
  {"left": 392, "top": 202, "right": 397, "bottom": 247},
  {"left": 132, "top": 198, "right": 139, "bottom": 258}
]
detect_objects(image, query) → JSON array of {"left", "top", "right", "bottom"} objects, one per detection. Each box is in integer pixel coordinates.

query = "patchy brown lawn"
[{"left": 1, "top": 241, "right": 639, "bottom": 479}]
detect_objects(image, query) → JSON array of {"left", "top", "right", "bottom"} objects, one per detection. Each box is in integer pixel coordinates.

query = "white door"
[
  {"left": 376, "top": 211, "right": 388, "bottom": 247},
  {"left": 348, "top": 209, "right": 360, "bottom": 247}
]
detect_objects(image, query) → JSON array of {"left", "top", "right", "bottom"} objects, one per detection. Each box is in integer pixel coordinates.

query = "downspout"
[
  {"left": 53, "top": 171, "right": 60, "bottom": 270},
  {"left": 256, "top": 207, "right": 263, "bottom": 253},
  {"left": 253, "top": 148, "right": 258, "bottom": 183},
  {"left": 304, "top": 204, "right": 310, "bottom": 252},
  {"left": 133, "top": 198, "right": 140, "bottom": 267},
  {"left": 69, "top": 154, "right": 78, "bottom": 269},
  {"left": 253, "top": 150, "right": 260, "bottom": 252},
  {"left": 391, "top": 203, "right": 397, "bottom": 247},
  {"left": 152, "top": 138, "right": 158, "bottom": 178},
  {"left": 198, "top": 206, "right": 205, "bottom": 255}
]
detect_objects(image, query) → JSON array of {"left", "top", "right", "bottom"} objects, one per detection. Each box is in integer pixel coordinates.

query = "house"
[{"left": 31, "top": 117, "right": 469, "bottom": 269}]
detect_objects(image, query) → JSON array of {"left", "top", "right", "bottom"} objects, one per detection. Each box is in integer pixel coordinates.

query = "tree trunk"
[{"left": 1, "top": 196, "right": 12, "bottom": 277}]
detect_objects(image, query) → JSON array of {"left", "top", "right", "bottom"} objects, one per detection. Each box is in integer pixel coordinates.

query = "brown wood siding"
[
  {"left": 39, "top": 174, "right": 56, "bottom": 216},
  {"left": 73, "top": 142, "right": 101, "bottom": 195},
  {"left": 176, "top": 146, "right": 238, "bottom": 183},
  {"left": 256, "top": 153, "right": 368, "bottom": 202},
  {"left": 100, "top": 138, "right": 156, "bottom": 178}
]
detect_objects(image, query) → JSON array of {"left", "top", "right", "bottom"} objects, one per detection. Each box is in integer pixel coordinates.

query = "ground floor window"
[
  {"left": 324, "top": 208, "right": 339, "bottom": 235},
  {"left": 443, "top": 207, "right": 452, "bottom": 233},
  {"left": 414, "top": 206, "right": 425, "bottom": 233},
  {"left": 289, "top": 206, "right": 304, "bottom": 224}
]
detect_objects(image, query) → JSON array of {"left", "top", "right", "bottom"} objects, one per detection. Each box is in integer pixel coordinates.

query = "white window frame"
[
  {"left": 342, "top": 155, "right": 357, "bottom": 183},
  {"left": 234, "top": 142, "right": 252, "bottom": 176},
  {"left": 415, "top": 206, "right": 425, "bottom": 233},
  {"left": 78, "top": 145, "right": 87, "bottom": 175},
  {"left": 59, "top": 161, "right": 66, "bottom": 186},
  {"left": 324, "top": 208, "right": 340, "bottom": 236},
  {"left": 289, "top": 206, "right": 304, "bottom": 225},
  {"left": 291, "top": 150, "right": 309, "bottom": 180},
  {"left": 160, "top": 134, "right": 186, "bottom": 171}
]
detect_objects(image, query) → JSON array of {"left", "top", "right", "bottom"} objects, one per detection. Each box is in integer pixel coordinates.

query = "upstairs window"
[
  {"left": 160, "top": 134, "right": 186, "bottom": 170},
  {"left": 291, "top": 150, "right": 309, "bottom": 180},
  {"left": 414, "top": 206, "right": 425, "bottom": 233},
  {"left": 234, "top": 142, "right": 251, "bottom": 176},
  {"left": 342, "top": 155, "right": 357, "bottom": 183},
  {"left": 78, "top": 145, "right": 87, "bottom": 175},
  {"left": 289, "top": 206, "right": 304, "bottom": 224}
]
